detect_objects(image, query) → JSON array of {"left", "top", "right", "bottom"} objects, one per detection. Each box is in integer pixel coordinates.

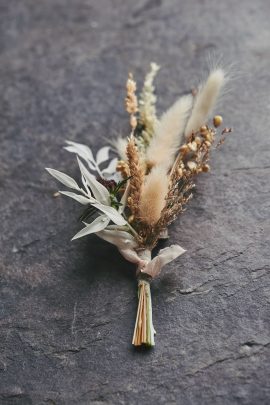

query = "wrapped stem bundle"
[
  {"left": 133, "top": 278, "right": 155, "bottom": 346},
  {"left": 46, "top": 63, "right": 232, "bottom": 347},
  {"left": 133, "top": 249, "right": 155, "bottom": 346}
]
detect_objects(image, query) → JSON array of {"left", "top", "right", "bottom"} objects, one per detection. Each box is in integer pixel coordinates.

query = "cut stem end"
[{"left": 132, "top": 279, "right": 155, "bottom": 347}]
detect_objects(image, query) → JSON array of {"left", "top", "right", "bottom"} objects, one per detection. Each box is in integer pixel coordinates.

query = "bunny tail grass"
[
  {"left": 139, "top": 165, "right": 170, "bottom": 226},
  {"left": 146, "top": 94, "right": 193, "bottom": 169},
  {"left": 185, "top": 68, "right": 225, "bottom": 138}
]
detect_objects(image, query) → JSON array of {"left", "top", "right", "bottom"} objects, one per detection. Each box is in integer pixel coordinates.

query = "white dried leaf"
[
  {"left": 72, "top": 215, "right": 110, "bottom": 240},
  {"left": 97, "top": 229, "right": 139, "bottom": 263},
  {"left": 77, "top": 158, "right": 110, "bottom": 204},
  {"left": 59, "top": 191, "right": 92, "bottom": 205},
  {"left": 92, "top": 203, "right": 127, "bottom": 226},
  {"left": 64, "top": 146, "right": 96, "bottom": 171},
  {"left": 65, "top": 141, "right": 99, "bottom": 173},
  {"left": 96, "top": 146, "right": 110, "bottom": 165},
  {"left": 102, "top": 158, "right": 118, "bottom": 175},
  {"left": 81, "top": 174, "right": 90, "bottom": 196},
  {"left": 97, "top": 229, "right": 136, "bottom": 247},
  {"left": 105, "top": 225, "right": 128, "bottom": 230},
  {"left": 65, "top": 141, "right": 95, "bottom": 163},
  {"left": 46, "top": 168, "right": 79, "bottom": 190}
]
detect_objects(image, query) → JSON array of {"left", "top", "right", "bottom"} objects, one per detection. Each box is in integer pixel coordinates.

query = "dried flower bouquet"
[{"left": 47, "top": 63, "right": 231, "bottom": 347}]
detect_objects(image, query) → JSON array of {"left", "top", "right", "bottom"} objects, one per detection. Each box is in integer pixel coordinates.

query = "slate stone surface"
[{"left": 0, "top": 1, "right": 270, "bottom": 404}]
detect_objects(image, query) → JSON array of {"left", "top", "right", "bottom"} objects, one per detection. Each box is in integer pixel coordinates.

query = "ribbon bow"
[{"left": 97, "top": 229, "right": 186, "bottom": 279}]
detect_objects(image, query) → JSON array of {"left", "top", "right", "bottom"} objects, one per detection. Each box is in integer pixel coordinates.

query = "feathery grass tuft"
[
  {"left": 139, "top": 166, "right": 169, "bottom": 226},
  {"left": 185, "top": 68, "right": 225, "bottom": 138},
  {"left": 112, "top": 137, "right": 128, "bottom": 160},
  {"left": 146, "top": 95, "right": 192, "bottom": 169}
]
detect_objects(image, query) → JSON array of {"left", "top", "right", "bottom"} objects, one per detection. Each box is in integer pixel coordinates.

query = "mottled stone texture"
[{"left": 0, "top": 0, "right": 269, "bottom": 404}]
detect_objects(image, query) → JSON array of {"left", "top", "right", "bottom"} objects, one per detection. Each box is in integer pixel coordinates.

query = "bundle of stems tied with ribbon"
[{"left": 47, "top": 63, "right": 232, "bottom": 347}]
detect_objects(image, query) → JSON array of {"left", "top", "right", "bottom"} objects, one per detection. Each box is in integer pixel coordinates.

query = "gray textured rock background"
[{"left": 0, "top": 1, "right": 270, "bottom": 404}]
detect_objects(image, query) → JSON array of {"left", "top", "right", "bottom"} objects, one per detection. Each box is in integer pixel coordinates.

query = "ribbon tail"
[{"left": 142, "top": 244, "right": 186, "bottom": 278}]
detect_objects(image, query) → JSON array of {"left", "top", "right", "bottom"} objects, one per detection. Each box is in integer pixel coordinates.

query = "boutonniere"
[{"left": 47, "top": 63, "right": 231, "bottom": 347}]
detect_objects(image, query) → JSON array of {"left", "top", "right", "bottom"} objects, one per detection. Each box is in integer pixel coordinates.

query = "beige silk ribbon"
[{"left": 97, "top": 229, "right": 186, "bottom": 279}]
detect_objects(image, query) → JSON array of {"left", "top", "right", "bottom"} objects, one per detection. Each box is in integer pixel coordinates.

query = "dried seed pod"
[
  {"left": 188, "top": 141, "right": 198, "bottom": 152},
  {"left": 213, "top": 115, "right": 223, "bottom": 128},
  {"left": 200, "top": 125, "right": 208, "bottom": 134},
  {"left": 202, "top": 164, "right": 210, "bottom": 172},
  {"left": 177, "top": 167, "right": 183, "bottom": 177},
  {"left": 187, "top": 161, "right": 197, "bottom": 171},
  {"left": 180, "top": 144, "right": 188, "bottom": 153},
  {"left": 205, "top": 132, "right": 213, "bottom": 142}
]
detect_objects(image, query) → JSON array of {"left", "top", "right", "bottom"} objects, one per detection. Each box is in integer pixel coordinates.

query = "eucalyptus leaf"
[
  {"left": 92, "top": 203, "right": 127, "bottom": 226},
  {"left": 102, "top": 157, "right": 118, "bottom": 175},
  {"left": 77, "top": 158, "right": 110, "bottom": 204},
  {"left": 64, "top": 141, "right": 97, "bottom": 170},
  {"left": 97, "top": 229, "right": 136, "bottom": 247},
  {"left": 96, "top": 146, "right": 110, "bottom": 165},
  {"left": 46, "top": 168, "right": 79, "bottom": 190},
  {"left": 64, "top": 146, "right": 96, "bottom": 171},
  {"left": 97, "top": 229, "right": 139, "bottom": 263},
  {"left": 72, "top": 215, "right": 110, "bottom": 240},
  {"left": 59, "top": 191, "right": 91, "bottom": 205}
]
